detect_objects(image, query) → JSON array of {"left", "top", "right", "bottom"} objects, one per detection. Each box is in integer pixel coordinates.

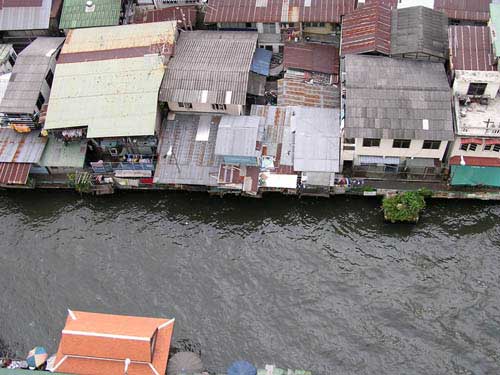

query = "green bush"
[{"left": 383, "top": 191, "right": 426, "bottom": 223}]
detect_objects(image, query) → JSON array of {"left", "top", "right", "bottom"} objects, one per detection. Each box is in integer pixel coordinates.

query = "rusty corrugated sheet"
[
  {"left": 341, "top": 3, "right": 391, "bottom": 56},
  {"left": 284, "top": 42, "right": 339, "bottom": 74},
  {"left": 0, "top": 162, "right": 31, "bottom": 184},
  {"left": 434, "top": 0, "right": 490, "bottom": 22},
  {"left": 449, "top": 156, "right": 500, "bottom": 167},
  {"left": 204, "top": 0, "right": 356, "bottom": 24},
  {"left": 0, "top": 129, "right": 47, "bottom": 163},
  {"left": 449, "top": 26, "right": 495, "bottom": 71},
  {"left": 133, "top": 5, "right": 197, "bottom": 27}
]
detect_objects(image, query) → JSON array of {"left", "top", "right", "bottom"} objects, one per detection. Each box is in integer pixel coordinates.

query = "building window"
[
  {"left": 45, "top": 70, "right": 54, "bottom": 87},
  {"left": 484, "top": 144, "right": 492, "bottom": 151},
  {"left": 304, "top": 22, "right": 325, "bottom": 28},
  {"left": 278, "top": 45, "right": 284, "bottom": 54},
  {"left": 265, "top": 45, "right": 273, "bottom": 52},
  {"left": 8, "top": 53, "right": 16, "bottom": 67},
  {"left": 362, "top": 138, "right": 380, "bottom": 147},
  {"left": 422, "top": 140, "right": 441, "bottom": 150},
  {"left": 344, "top": 138, "right": 355, "bottom": 144},
  {"left": 36, "top": 93, "right": 45, "bottom": 111},
  {"left": 460, "top": 143, "right": 478, "bottom": 152},
  {"left": 178, "top": 102, "right": 192, "bottom": 109},
  {"left": 212, "top": 104, "right": 227, "bottom": 111},
  {"left": 392, "top": 139, "right": 411, "bottom": 148},
  {"left": 467, "top": 82, "right": 487, "bottom": 96},
  {"left": 262, "top": 23, "right": 277, "bottom": 33}
]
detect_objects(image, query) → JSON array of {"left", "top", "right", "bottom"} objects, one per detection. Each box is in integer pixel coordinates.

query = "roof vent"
[{"left": 85, "top": 0, "right": 95, "bottom": 13}]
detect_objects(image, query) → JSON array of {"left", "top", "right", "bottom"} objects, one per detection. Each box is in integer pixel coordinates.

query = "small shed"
[{"left": 215, "top": 116, "right": 260, "bottom": 166}]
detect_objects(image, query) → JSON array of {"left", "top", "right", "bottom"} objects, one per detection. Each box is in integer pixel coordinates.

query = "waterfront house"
[
  {"left": 341, "top": 54, "right": 454, "bottom": 180},
  {"left": 58, "top": 0, "right": 122, "bottom": 31},
  {"left": 160, "top": 31, "right": 258, "bottom": 116},
  {"left": 340, "top": 1, "right": 392, "bottom": 56},
  {"left": 203, "top": 0, "right": 357, "bottom": 52},
  {"left": 434, "top": 0, "right": 490, "bottom": 26},
  {"left": 279, "top": 42, "right": 340, "bottom": 108},
  {"left": 0, "top": 0, "right": 62, "bottom": 45},
  {"left": 43, "top": 22, "right": 177, "bottom": 177},
  {"left": 0, "top": 128, "right": 48, "bottom": 186},
  {"left": 52, "top": 310, "right": 175, "bottom": 375},
  {"left": 390, "top": 6, "right": 448, "bottom": 62},
  {"left": 0, "top": 37, "right": 65, "bottom": 129}
]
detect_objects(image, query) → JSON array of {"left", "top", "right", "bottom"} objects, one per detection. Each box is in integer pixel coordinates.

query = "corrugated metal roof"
[
  {"left": 0, "top": 44, "right": 13, "bottom": 63},
  {"left": 204, "top": 0, "right": 356, "bottom": 24},
  {"left": 292, "top": 106, "right": 340, "bottom": 173},
  {"left": 215, "top": 115, "right": 260, "bottom": 157},
  {"left": 160, "top": 31, "right": 257, "bottom": 105},
  {"left": 38, "top": 136, "right": 86, "bottom": 167},
  {"left": 44, "top": 55, "right": 165, "bottom": 138},
  {"left": 251, "top": 48, "right": 272, "bottom": 76},
  {"left": 154, "top": 115, "right": 222, "bottom": 186},
  {"left": 285, "top": 42, "right": 339, "bottom": 74},
  {"left": 341, "top": 2, "right": 392, "bottom": 56},
  {"left": 278, "top": 71, "right": 340, "bottom": 108},
  {"left": 449, "top": 26, "right": 495, "bottom": 71},
  {"left": 133, "top": 5, "right": 197, "bottom": 28},
  {"left": 434, "top": 0, "right": 490, "bottom": 22},
  {"left": 0, "top": 162, "right": 31, "bottom": 184},
  {"left": 0, "top": 128, "right": 47, "bottom": 163},
  {"left": 0, "top": 0, "right": 52, "bottom": 31},
  {"left": 0, "top": 72, "right": 10, "bottom": 104},
  {"left": 61, "top": 21, "right": 177, "bottom": 55},
  {"left": 0, "top": 37, "right": 64, "bottom": 114},
  {"left": 343, "top": 54, "right": 454, "bottom": 141},
  {"left": 391, "top": 6, "right": 448, "bottom": 61},
  {"left": 59, "top": 0, "right": 121, "bottom": 29}
]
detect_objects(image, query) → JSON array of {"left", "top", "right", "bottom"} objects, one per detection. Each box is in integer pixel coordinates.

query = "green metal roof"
[
  {"left": 0, "top": 369, "right": 72, "bottom": 375},
  {"left": 451, "top": 165, "right": 500, "bottom": 188},
  {"left": 59, "top": 0, "right": 121, "bottom": 29},
  {"left": 39, "top": 137, "right": 87, "bottom": 168},
  {"left": 490, "top": 3, "right": 500, "bottom": 57}
]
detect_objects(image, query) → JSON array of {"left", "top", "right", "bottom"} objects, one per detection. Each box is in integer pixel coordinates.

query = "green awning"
[
  {"left": 451, "top": 165, "right": 500, "bottom": 187},
  {"left": 59, "top": 0, "right": 121, "bottom": 29},
  {"left": 0, "top": 369, "right": 71, "bottom": 375}
]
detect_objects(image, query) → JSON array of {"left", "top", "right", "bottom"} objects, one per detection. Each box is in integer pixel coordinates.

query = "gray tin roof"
[
  {"left": 291, "top": 106, "right": 341, "bottom": 173},
  {"left": 0, "top": 0, "right": 52, "bottom": 31},
  {"left": 343, "top": 54, "right": 454, "bottom": 141},
  {"left": 160, "top": 31, "right": 258, "bottom": 106},
  {"left": 391, "top": 6, "right": 448, "bottom": 61},
  {"left": 215, "top": 115, "right": 260, "bottom": 157},
  {"left": 0, "top": 128, "right": 47, "bottom": 163},
  {"left": 0, "top": 37, "right": 64, "bottom": 114}
]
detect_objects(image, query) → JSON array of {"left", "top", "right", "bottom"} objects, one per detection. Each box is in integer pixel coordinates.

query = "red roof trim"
[
  {"left": 460, "top": 138, "right": 483, "bottom": 145},
  {"left": 485, "top": 139, "right": 500, "bottom": 146},
  {"left": 0, "top": 163, "right": 31, "bottom": 185},
  {"left": 450, "top": 156, "right": 500, "bottom": 167}
]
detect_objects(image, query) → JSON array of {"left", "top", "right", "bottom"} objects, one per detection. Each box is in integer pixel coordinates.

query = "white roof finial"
[
  {"left": 68, "top": 309, "right": 77, "bottom": 320},
  {"left": 124, "top": 358, "right": 131, "bottom": 374}
]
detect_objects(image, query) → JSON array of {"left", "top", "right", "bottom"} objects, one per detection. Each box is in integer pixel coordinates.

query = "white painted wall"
[
  {"left": 449, "top": 138, "right": 500, "bottom": 158},
  {"left": 344, "top": 138, "right": 449, "bottom": 165},
  {"left": 453, "top": 79, "right": 500, "bottom": 98},
  {"left": 168, "top": 102, "right": 243, "bottom": 116}
]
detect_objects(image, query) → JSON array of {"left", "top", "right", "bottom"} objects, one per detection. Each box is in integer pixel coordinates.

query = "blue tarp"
[
  {"left": 228, "top": 361, "right": 257, "bottom": 375},
  {"left": 250, "top": 48, "right": 272, "bottom": 77}
]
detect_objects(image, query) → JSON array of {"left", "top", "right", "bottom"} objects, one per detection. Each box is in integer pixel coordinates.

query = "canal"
[{"left": 0, "top": 191, "right": 499, "bottom": 374}]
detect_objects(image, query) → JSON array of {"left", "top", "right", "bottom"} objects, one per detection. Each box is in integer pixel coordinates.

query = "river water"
[{"left": 0, "top": 191, "right": 499, "bottom": 374}]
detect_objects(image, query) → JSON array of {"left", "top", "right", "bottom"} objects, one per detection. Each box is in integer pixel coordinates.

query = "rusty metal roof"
[
  {"left": 341, "top": 2, "right": 392, "bottom": 56},
  {"left": 133, "top": 5, "right": 197, "bottom": 28},
  {"left": 278, "top": 71, "right": 340, "bottom": 108},
  {"left": 204, "top": 0, "right": 356, "bottom": 24},
  {"left": 284, "top": 42, "right": 339, "bottom": 74},
  {"left": 0, "top": 162, "right": 31, "bottom": 184},
  {"left": 434, "top": 0, "right": 490, "bottom": 22},
  {"left": 0, "top": 128, "right": 47, "bottom": 163},
  {"left": 449, "top": 25, "right": 495, "bottom": 71}
]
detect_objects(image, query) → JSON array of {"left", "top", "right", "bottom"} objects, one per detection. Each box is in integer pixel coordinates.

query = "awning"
[
  {"left": 460, "top": 138, "right": 483, "bottom": 145},
  {"left": 405, "top": 158, "right": 436, "bottom": 168},
  {"left": 0, "top": 163, "right": 31, "bottom": 185},
  {"left": 359, "top": 156, "right": 400, "bottom": 165},
  {"left": 451, "top": 165, "right": 500, "bottom": 187},
  {"left": 449, "top": 156, "right": 500, "bottom": 167},
  {"left": 485, "top": 139, "right": 500, "bottom": 145}
]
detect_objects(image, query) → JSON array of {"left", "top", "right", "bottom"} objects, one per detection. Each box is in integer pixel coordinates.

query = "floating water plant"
[{"left": 383, "top": 191, "right": 427, "bottom": 223}]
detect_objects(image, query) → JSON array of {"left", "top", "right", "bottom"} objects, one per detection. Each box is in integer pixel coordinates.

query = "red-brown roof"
[
  {"left": 434, "top": 0, "right": 490, "bottom": 22},
  {"left": 0, "top": 162, "right": 31, "bottom": 185},
  {"left": 53, "top": 311, "right": 175, "bottom": 375},
  {"left": 341, "top": 2, "right": 392, "bottom": 56},
  {"left": 364, "top": 0, "right": 397, "bottom": 8},
  {"left": 449, "top": 26, "right": 495, "bottom": 71},
  {"left": 284, "top": 42, "right": 339, "bottom": 75},
  {"left": 204, "top": 0, "right": 356, "bottom": 24},
  {"left": 450, "top": 156, "right": 500, "bottom": 167},
  {"left": 133, "top": 5, "right": 197, "bottom": 27},
  {"left": 0, "top": 0, "right": 42, "bottom": 8}
]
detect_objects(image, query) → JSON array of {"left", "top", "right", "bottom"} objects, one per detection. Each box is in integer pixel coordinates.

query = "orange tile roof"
[{"left": 53, "top": 310, "right": 174, "bottom": 375}]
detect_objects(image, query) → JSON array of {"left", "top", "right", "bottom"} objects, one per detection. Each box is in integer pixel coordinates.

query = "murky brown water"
[{"left": 0, "top": 191, "right": 499, "bottom": 374}]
